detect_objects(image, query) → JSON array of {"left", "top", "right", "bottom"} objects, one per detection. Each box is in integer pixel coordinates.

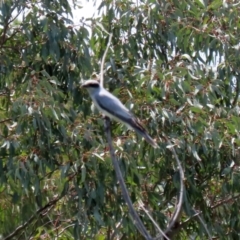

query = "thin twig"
[
  {"left": 100, "top": 33, "right": 113, "bottom": 87},
  {"left": 163, "top": 211, "right": 201, "bottom": 238},
  {"left": 194, "top": 210, "right": 212, "bottom": 239},
  {"left": 211, "top": 194, "right": 240, "bottom": 209},
  {"left": 95, "top": 21, "right": 111, "bottom": 35},
  {"left": 163, "top": 209, "right": 212, "bottom": 239},
  {"left": 56, "top": 223, "right": 75, "bottom": 237},
  {"left": 138, "top": 199, "right": 170, "bottom": 240},
  {"left": 4, "top": 196, "right": 62, "bottom": 240},
  {"left": 110, "top": 217, "right": 124, "bottom": 240},
  {"left": 0, "top": 2, "right": 23, "bottom": 46},
  {"left": 0, "top": 118, "right": 12, "bottom": 124}
]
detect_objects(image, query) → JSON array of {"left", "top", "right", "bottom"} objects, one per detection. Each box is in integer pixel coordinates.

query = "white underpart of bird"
[{"left": 81, "top": 80, "right": 158, "bottom": 148}]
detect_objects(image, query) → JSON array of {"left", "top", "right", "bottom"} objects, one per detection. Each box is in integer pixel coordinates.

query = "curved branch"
[
  {"left": 162, "top": 138, "right": 212, "bottom": 239},
  {"left": 99, "top": 29, "right": 153, "bottom": 238},
  {"left": 163, "top": 137, "right": 185, "bottom": 237},
  {"left": 104, "top": 117, "right": 153, "bottom": 240}
]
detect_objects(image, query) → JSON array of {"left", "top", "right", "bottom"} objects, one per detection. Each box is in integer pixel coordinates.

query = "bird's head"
[{"left": 81, "top": 80, "right": 100, "bottom": 94}]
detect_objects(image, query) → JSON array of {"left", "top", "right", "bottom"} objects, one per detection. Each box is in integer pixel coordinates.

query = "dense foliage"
[{"left": 0, "top": 0, "right": 240, "bottom": 239}]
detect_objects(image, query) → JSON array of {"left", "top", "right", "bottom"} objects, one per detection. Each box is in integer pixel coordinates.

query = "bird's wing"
[
  {"left": 94, "top": 89, "right": 158, "bottom": 148},
  {"left": 95, "top": 89, "right": 133, "bottom": 121},
  {"left": 95, "top": 89, "right": 147, "bottom": 133}
]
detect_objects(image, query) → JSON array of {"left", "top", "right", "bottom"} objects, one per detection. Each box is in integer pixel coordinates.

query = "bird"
[{"left": 81, "top": 80, "right": 158, "bottom": 148}]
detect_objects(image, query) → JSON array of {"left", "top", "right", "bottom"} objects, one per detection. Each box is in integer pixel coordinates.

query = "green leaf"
[{"left": 81, "top": 164, "right": 86, "bottom": 183}]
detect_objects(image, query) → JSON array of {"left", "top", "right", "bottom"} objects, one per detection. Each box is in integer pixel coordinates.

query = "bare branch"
[
  {"left": 4, "top": 195, "right": 63, "bottom": 240},
  {"left": 162, "top": 211, "right": 202, "bottom": 238},
  {"left": 138, "top": 199, "right": 170, "bottom": 240},
  {"left": 100, "top": 33, "right": 113, "bottom": 87},
  {"left": 160, "top": 138, "right": 212, "bottom": 239},
  {"left": 163, "top": 137, "right": 185, "bottom": 237},
  {"left": 162, "top": 209, "right": 212, "bottom": 239},
  {"left": 0, "top": 1, "right": 23, "bottom": 46},
  {"left": 0, "top": 118, "right": 12, "bottom": 124},
  {"left": 56, "top": 223, "right": 75, "bottom": 237},
  {"left": 110, "top": 217, "right": 124, "bottom": 240},
  {"left": 104, "top": 116, "right": 153, "bottom": 240},
  {"left": 231, "top": 72, "right": 240, "bottom": 108},
  {"left": 99, "top": 25, "right": 151, "bottom": 240},
  {"left": 211, "top": 194, "right": 240, "bottom": 209},
  {"left": 194, "top": 210, "right": 212, "bottom": 239}
]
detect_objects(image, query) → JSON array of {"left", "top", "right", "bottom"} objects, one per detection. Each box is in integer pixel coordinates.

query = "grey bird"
[{"left": 81, "top": 80, "right": 158, "bottom": 148}]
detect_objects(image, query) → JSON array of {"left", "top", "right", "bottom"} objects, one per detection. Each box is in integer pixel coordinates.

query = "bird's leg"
[{"left": 103, "top": 115, "right": 111, "bottom": 132}]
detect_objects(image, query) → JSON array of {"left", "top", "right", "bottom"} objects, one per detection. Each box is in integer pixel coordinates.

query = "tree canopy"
[{"left": 1, "top": 0, "right": 240, "bottom": 239}]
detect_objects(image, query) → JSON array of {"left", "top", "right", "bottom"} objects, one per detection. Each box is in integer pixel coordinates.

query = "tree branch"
[
  {"left": 160, "top": 138, "right": 212, "bottom": 239},
  {"left": 4, "top": 195, "right": 63, "bottom": 240},
  {"left": 0, "top": 1, "right": 23, "bottom": 47},
  {"left": 99, "top": 29, "right": 152, "bottom": 239},
  {"left": 211, "top": 194, "right": 240, "bottom": 209},
  {"left": 104, "top": 117, "right": 153, "bottom": 240},
  {"left": 100, "top": 33, "right": 113, "bottom": 87},
  {"left": 231, "top": 72, "right": 240, "bottom": 108},
  {"left": 138, "top": 199, "right": 170, "bottom": 240},
  {"left": 0, "top": 118, "right": 12, "bottom": 124},
  {"left": 162, "top": 137, "right": 185, "bottom": 237}
]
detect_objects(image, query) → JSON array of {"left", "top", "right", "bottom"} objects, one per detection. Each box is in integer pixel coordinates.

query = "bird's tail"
[
  {"left": 130, "top": 118, "right": 159, "bottom": 148},
  {"left": 136, "top": 128, "right": 159, "bottom": 148}
]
